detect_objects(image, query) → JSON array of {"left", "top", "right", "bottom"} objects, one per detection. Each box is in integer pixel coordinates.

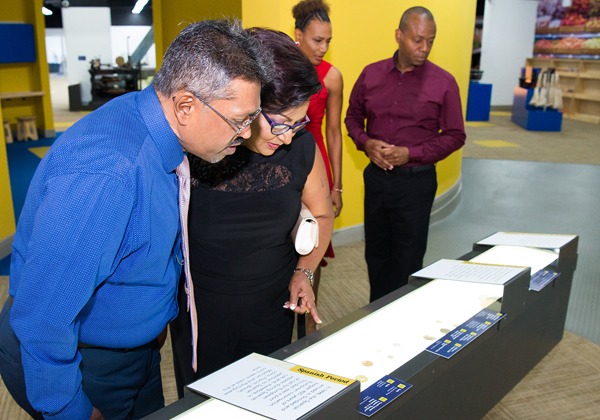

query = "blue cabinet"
[
  {"left": 511, "top": 86, "right": 562, "bottom": 132},
  {"left": 466, "top": 81, "right": 492, "bottom": 121}
]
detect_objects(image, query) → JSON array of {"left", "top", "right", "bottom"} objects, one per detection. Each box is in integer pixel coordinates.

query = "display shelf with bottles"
[{"left": 526, "top": 57, "right": 600, "bottom": 124}]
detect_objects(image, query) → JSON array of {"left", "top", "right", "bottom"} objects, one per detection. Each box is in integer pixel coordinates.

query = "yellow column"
[
  {"left": 0, "top": 103, "right": 16, "bottom": 253},
  {"left": 243, "top": 0, "right": 475, "bottom": 229},
  {"left": 153, "top": 0, "right": 243, "bottom": 68}
]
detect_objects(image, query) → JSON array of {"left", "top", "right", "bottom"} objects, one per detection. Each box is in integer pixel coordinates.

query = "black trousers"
[
  {"left": 364, "top": 163, "right": 437, "bottom": 303},
  {"left": 0, "top": 297, "right": 164, "bottom": 419}
]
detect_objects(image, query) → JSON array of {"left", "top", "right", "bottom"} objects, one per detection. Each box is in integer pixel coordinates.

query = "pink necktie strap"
[{"left": 176, "top": 155, "right": 198, "bottom": 372}]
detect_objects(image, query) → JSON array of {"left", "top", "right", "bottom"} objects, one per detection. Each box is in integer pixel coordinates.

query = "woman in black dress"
[{"left": 170, "top": 28, "right": 335, "bottom": 396}]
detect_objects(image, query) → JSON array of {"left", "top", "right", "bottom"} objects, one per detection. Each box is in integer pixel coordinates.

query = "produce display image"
[{"left": 535, "top": 0, "right": 600, "bottom": 58}]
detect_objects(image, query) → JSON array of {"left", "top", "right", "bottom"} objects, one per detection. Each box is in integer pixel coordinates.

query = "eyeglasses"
[
  {"left": 262, "top": 112, "right": 310, "bottom": 136},
  {"left": 195, "top": 95, "right": 262, "bottom": 142}
]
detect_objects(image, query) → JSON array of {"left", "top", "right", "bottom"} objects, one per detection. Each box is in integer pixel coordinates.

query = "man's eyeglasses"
[
  {"left": 195, "top": 95, "right": 262, "bottom": 141},
  {"left": 262, "top": 112, "right": 310, "bottom": 136}
]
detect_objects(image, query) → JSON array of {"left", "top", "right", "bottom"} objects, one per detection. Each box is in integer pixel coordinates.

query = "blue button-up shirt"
[{"left": 9, "top": 86, "right": 183, "bottom": 419}]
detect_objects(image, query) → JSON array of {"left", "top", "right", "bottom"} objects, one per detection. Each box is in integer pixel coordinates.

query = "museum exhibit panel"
[{"left": 147, "top": 232, "right": 578, "bottom": 419}]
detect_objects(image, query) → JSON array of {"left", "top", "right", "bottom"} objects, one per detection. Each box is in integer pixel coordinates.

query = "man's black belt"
[{"left": 372, "top": 163, "right": 435, "bottom": 175}]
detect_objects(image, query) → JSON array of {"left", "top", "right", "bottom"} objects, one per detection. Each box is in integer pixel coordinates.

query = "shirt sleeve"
[
  {"left": 10, "top": 172, "right": 136, "bottom": 419},
  {"left": 344, "top": 69, "right": 371, "bottom": 151},
  {"left": 407, "top": 77, "right": 466, "bottom": 164}
]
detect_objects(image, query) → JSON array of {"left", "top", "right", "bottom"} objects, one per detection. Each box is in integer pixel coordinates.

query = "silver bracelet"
[{"left": 294, "top": 268, "right": 314, "bottom": 287}]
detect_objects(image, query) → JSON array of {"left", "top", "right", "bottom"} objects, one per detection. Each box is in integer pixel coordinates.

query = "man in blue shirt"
[{"left": 0, "top": 20, "right": 271, "bottom": 419}]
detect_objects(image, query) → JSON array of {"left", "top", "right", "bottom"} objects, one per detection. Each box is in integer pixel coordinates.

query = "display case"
[
  {"left": 148, "top": 233, "right": 578, "bottom": 419},
  {"left": 89, "top": 63, "right": 141, "bottom": 107},
  {"left": 525, "top": 57, "right": 600, "bottom": 124}
]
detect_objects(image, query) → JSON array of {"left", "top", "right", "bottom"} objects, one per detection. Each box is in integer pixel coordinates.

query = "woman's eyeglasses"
[{"left": 262, "top": 113, "right": 310, "bottom": 136}]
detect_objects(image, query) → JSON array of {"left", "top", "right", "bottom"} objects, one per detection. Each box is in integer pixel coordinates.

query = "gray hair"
[
  {"left": 153, "top": 19, "right": 274, "bottom": 101},
  {"left": 399, "top": 6, "right": 435, "bottom": 31}
]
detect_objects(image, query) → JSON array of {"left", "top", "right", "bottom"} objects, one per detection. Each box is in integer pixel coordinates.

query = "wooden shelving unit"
[{"left": 526, "top": 58, "right": 600, "bottom": 124}]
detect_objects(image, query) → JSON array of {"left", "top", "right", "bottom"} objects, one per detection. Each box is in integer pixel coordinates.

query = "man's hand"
[
  {"left": 382, "top": 145, "right": 410, "bottom": 167},
  {"left": 90, "top": 407, "right": 104, "bottom": 420},
  {"left": 365, "top": 139, "right": 395, "bottom": 170}
]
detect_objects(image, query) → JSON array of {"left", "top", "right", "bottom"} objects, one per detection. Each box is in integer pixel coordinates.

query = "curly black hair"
[{"left": 292, "top": 0, "right": 331, "bottom": 31}]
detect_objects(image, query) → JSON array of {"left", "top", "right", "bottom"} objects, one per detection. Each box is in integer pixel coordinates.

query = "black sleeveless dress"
[{"left": 170, "top": 130, "right": 316, "bottom": 394}]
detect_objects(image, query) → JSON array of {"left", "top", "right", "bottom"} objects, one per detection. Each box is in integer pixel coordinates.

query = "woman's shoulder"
[{"left": 321, "top": 61, "right": 343, "bottom": 88}]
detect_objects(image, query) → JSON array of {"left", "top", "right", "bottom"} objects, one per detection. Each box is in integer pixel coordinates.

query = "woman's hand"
[
  {"left": 331, "top": 190, "right": 343, "bottom": 217},
  {"left": 284, "top": 270, "right": 322, "bottom": 325}
]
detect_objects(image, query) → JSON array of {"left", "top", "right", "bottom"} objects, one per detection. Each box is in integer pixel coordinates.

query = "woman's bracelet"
[
  {"left": 332, "top": 188, "right": 343, "bottom": 193},
  {"left": 293, "top": 268, "right": 314, "bottom": 287}
]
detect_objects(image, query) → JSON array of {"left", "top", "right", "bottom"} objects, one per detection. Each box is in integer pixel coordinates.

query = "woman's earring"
[{"left": 295, "top": 41, "right": 300, "bottom": 46}]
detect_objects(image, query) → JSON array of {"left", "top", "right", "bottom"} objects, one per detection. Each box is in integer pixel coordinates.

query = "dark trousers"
[
  {"left": 0, "top": 297, "right": 164, "bottom": 419},
  {"left": 170, "top": 274, "right": 294, "bottom": 398},
  {"left": 364, "top": 163, "right": 437, "bottom": 303}
]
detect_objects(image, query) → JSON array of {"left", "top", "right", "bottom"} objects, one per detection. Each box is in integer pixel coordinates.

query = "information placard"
[
  {"left": 187, "top": 353, "right": 355, "bottom": 420},
  {"left": 426, "top": 308, "right": 506, "bottom": 359},
  {"left": 358, "top": 375, "right": 412, "bottom": 417}
]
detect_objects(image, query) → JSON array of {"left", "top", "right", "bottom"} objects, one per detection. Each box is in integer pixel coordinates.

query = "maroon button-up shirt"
[{"left": 345, "top": 53, "right": 466, "bottom": 166}]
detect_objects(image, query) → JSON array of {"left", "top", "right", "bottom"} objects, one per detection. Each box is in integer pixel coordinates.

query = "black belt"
[
  {"left": 372, "top": 163, "right": 435, "bottom": 175},
  {"left": 78, "top": 338, "right": 159, "bottom": 353}
]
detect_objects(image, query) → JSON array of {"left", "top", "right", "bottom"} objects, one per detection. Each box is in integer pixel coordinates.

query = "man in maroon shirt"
[{"left": 345, "top": 6, "right": 466, "bottom": 302}]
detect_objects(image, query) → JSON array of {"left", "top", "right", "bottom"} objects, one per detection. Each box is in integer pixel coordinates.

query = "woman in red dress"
[{"left": 293, "top": 0, "right": 344, "bottom": 335}]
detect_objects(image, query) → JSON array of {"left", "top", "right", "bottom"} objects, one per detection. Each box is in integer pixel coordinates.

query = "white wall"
[
  {"left": 45, "top": 28, "right": 66, "bottom": 67},
  {"left": 480, "top": 0, "right": 539, "bottom": 105},
  {"left": 62, "top": 7, "right": 112, "bottom": 104}
]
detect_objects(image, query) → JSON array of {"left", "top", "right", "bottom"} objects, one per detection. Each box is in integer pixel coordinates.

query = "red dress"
[{"left": 306, "top": 60, "right": 335, "bottom": 260}]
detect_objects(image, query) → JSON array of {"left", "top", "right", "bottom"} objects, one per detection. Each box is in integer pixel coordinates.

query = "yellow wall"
[
  {"left": 0, "top": 0, "right": 55, "bottom": 244},
  {"left": 0, "top": 106, "right": 16, "bottom": 241},
  {"left": 153, "top": 0, "right": 243, "bottom": 68},
  {"left": 243, "top": 0, "right": 475, "bottom": 230},
  {"left": 0, "top": 0, "right": 53, "bottom": 137}
]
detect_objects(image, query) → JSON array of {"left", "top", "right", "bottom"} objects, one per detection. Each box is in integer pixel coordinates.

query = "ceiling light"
[
  {"left": 42, "top": 6, "right": 53, "bottom": 16},
  {"left": 132, "top": 0, "right": 149, "bottom": 14}
]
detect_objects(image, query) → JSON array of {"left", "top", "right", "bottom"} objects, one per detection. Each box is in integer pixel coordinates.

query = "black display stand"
[
  {"left": 147, "top": 235, "right": 577, "bottom": 419},
  {"left": 89, "top": 65, "right": 141, "bottom": 108}
]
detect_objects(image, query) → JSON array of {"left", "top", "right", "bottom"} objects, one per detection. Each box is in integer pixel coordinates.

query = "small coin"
[
  {"left": 362, "top": 360, "right": 374, "bottom": 367},
  {"left": 440, "top": 328, "right": 451, "bottom": 334},
  {"left": 355, "top": 375, "right": 368, "bottom": 382},
  {"left": 423, "top": 335, "right": 436, "bottom": 341}
]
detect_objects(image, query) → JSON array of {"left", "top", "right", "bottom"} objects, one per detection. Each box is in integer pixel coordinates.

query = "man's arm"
[
  {"left": 344, "top": 70, "right": 371, "bottom": 151},
  {"left": 406, "top": 77, "right": 466, "bottom": 164},
  {"left": 345, "top": 71, "right": 397, "bottom": 170},
  {"left": 11, "top": 173, "right": 134, "bottom": 419}
]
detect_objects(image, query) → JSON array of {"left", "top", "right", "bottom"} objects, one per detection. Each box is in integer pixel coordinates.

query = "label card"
[
  {"left": 530, "top": 269, "right": 560, "bottom": 291},
  {"left": 426, "top": 308, "right": 506, "bottom": 359},
  {"left": 187, "top": 353, "right": 354, "bottom": 420},
  {"left": 357, "top": 375, "right": 412, "bottom": 417}
]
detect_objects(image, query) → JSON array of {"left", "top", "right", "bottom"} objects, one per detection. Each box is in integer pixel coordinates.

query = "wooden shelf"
[
  {"left": 0, "top": 90, "right": 44, "bottom": 100},
  {"left": 572, "top": 93, "right": 600, "bottom": 102},
  {"left": 526, "top": 58, "right": 600, "bottom": 124}
]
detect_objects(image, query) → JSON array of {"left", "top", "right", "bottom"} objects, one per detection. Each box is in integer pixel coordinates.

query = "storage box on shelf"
[{"left": 526, "top": 58, "right": 600, "bottom": 124}]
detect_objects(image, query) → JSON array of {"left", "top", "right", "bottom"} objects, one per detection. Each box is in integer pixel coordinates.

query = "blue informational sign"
[
  {"left": 426, "top": 308, "right": 506, "bottom": 359},
  {"left": 357, "top": 375, "right": 412, "bottom": 417},
  {"left": 530, "top": 269, "right": 560, "bottom": 292}
]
